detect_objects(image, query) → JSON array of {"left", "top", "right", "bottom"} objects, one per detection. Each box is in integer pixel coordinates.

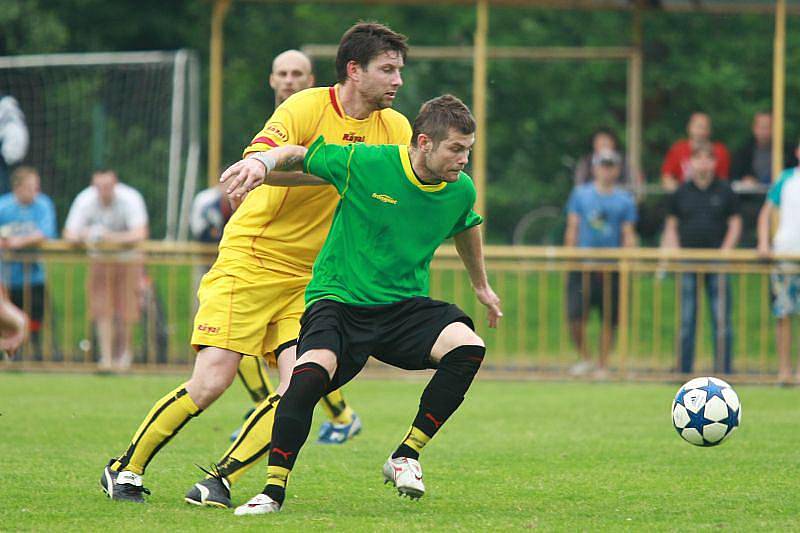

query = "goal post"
[{"left": 0, "top": 50, "right": 201, "bottom": 240}]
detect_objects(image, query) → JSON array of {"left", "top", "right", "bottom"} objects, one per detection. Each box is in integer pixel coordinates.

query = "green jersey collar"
[{"left": 399, "top": 146, "right": 448, "bottom": 192}]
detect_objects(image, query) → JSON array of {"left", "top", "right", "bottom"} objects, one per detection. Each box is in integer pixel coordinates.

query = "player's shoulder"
[
  {"left": 453, "top": 171, "right": 478, "bottom": 197},
  {"left": 283, "top": 86, "right": 329, "bottom": 105},
  {"left": 377, "top": 107, "right": 412, "bottom": 140},
  {"left": 377, "top": 107, "right": 411, "bottom": 127},
  {"left": 349, "top": 141, "right": 400, "bottom": 163},
  {"left": 279, "top": 87, "right": 331, "bottom": 115}
]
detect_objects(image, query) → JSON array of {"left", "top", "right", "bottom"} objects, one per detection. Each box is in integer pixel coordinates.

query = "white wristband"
[{"left": 251, "top": 152, "right": 277, "bottom": 173}]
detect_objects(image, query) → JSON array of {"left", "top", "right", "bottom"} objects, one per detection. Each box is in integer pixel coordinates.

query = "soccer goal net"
[{"left": 0, "top": 50, "right": 200, "bottom": 240}]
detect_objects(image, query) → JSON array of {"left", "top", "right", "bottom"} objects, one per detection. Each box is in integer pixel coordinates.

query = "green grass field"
[{"left": 2, "top": 372, "right": 799, "bottom": 531}]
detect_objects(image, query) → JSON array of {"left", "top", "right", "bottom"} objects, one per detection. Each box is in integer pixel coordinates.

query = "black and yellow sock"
[
  {"left": 112, "top": 384, "right": 202, "bottom": 475},
  {"left": 393, "top": 345, "right": 485, "bottom": 460},
  {"left": 262, "top": 362, "right": 330, "bottom": 506},
  {"left": 237, "top": 356, "right": 275, "bottom": 404},
  {"left": 264, "top": 465, "right": 290, "bottom": 505},
  {"left": 215, "top": 393, "right": 280, "bottom": 484},
  {"left": 394, "top": 426, "right": 431, "bottom": 460},
  {"left": 319, "top": 388, "right": 354, "bottom": 425}
]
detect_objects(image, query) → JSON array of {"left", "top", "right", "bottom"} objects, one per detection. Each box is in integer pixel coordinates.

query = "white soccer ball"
[{"left": 671, "top": 376, "right": 741, "bottom": 447}]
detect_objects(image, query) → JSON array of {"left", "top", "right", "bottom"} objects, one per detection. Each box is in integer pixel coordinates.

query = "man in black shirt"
[{"left": 662, "top": 143, "right": 742, "bottom": 374}]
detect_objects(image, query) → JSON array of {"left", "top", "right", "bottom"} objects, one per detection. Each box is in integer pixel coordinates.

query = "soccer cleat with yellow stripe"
[{"left": 382, "top": 456, "right": 425, "bottom": 499}]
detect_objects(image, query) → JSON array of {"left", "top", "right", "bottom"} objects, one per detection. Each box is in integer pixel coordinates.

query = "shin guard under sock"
[
  {"left": 263, "top": 362, "right": 330, "bottom": 505},
  {"left": 393, "top": 345, "right": 485, "bottom": 460}
]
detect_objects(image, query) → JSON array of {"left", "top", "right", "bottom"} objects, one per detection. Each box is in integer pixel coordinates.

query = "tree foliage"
[{"left": 2, "top": 2, "right": 798, "bottom": 242}]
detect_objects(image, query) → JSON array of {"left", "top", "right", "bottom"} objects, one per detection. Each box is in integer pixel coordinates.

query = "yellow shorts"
[{"left": 190, "top": 257, "right": 310, "bottom": 365}]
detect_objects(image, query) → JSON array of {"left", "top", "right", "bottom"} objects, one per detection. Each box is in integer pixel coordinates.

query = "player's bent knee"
[
  {"left": 430, "top": 321, "right": 484, "bottom": 361},
  {"left": 294, "top": 348, "right": 338, "bottom": 380},
  {"left": 187, "top": 347, "right": 241, "bottom": 407}
]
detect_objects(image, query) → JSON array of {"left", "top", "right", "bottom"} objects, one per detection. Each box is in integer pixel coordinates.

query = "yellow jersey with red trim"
[{"left": 218, "top": 85, "right": 412, "bottom": 274}]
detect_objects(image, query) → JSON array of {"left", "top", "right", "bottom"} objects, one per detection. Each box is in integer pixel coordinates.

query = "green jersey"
[{"left": 302, "top": 135, "right": 483, "bottom": 306}]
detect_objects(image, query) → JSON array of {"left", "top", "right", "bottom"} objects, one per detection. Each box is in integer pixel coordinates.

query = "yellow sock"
[
  {"left": 237, "top": 356, "right": 275, "bottom": 404},
  {"left": 401, "top": 426, "right": 431, "bottom": 454},
  {"left": 216, "top": 394, "right": 279, "bottom": 484},
  {"left": 319, "top": 389, "right": 353, "bottom": 425},
  {"left": 112, "top": 384, "right": 201, "bottom": 475}
]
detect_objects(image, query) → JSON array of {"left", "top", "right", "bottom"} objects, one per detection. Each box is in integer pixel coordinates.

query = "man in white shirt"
[
  {"left": 63, "top": 169, "right": 148, "bottom": 371},
  {"left": 757, "top": 140, "right": 800, "bottom": 384}
]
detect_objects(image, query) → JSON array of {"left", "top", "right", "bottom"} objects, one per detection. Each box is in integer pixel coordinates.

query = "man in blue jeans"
[{"left": 662, "top": 143, "right": 742, "bottom": 374}]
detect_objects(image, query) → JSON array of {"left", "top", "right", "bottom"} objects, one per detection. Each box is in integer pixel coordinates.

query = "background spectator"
[
  {"left": 757, "top": 139, "right": 800, "bottom": 383},
  {"left": 0, "top": 166, "right": 56, "bottom": 358},
  {"left": 268, "top": 49, "right": 315, "bottom": 107},
  {"left": 63, "top": 169, "right": 148, "bottom": 372},
  {"left": 0, "top": 94, "right": 30, "bottom": 195},
  {"left": 662, "top": 143, "right": 741, "bottom": 375},
  {"left": 732, "top": 112, "right": 796, "bottom": 187},
  {"left": 189, "top": 182, "right": 233, "bottom": 244},
  {"left": 573, "top": 128, "right": 635, "bottom": 188},
  {"left": 564, "top": 149, "right": 637, "bottom": 376},
  {"left": 661, "top": 112, "right": 730, "bottom": 191}
]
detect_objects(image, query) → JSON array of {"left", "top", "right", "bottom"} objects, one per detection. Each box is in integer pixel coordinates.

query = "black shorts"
[
  {"left": 297, "top": 297, "right": 474, "bottom": 391},
  {"left": 566, "top": 271, "right": 619, "bottom": 326}
]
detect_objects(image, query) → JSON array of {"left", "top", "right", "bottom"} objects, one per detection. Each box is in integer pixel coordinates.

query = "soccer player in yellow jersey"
[
  {"left": 99, "top": 22, "right": 412, "bottom": 507},
  {"left": 231, "top": 49, "right": 361, "bottom": 444}
]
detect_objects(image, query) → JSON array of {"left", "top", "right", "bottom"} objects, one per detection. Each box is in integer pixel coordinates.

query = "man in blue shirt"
[
  {"left": 0, "top": 166, "right": 57, "bottom": 358},
  {"left": 564, "top": 149, "right": 637, "bottom": 375}
]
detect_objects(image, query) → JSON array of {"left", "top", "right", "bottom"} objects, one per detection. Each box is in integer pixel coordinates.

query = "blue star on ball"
[{"left": 698, "top": 381, "right": 727, "bottom": 403}]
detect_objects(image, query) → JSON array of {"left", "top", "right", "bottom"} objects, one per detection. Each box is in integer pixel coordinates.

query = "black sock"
[
  {"left": 262, "top": 362, "right": 330, "bottom": 505},
  {"left": 393, "top": 345, "right": 485, "bottom": 460}
]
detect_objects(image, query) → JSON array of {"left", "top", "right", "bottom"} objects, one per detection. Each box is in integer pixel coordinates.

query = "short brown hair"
[
  {"left": 691, "top": 142, "right": 715, "bottom": 158},
  {"left": 10, "top": 165, "right": 38, "bottom": 189},
  {"left": 335, "top": 22, "right": 408, "bottom": 83},
  {"left": 411, "top": 94, "right": 476, "bottom": 147}
]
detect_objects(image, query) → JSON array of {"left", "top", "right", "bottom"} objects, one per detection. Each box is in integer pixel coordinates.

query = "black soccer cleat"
[
  {"left": 100, "top": 459, "right": 151, "bottom": 503},
  {"left": 184, "top": 464, "right": 232, "bottom": 508}
]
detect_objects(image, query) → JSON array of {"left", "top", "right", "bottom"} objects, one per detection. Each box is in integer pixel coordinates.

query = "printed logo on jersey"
[
  {"left": 371, "top": 193, "right": 397, "bottom": 205},
  {"left": 342, "top": 132, "right": 366, "bottom": 143},
  {"left": 263, "top": 123, "right": 289, "bottom": 143},
  {"left": 197, "top": 323, "right": 220, "bottom": 334}
]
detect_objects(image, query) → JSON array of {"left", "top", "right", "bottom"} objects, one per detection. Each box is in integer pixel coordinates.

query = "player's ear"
[
  {"left": 308, "top": 74, "right": 316, "bottom": 86},
  {"left": 418, "top": 133, "right": 434, "bottom": 153},
  {"left": 268, "top": 73, "right": 277, "bottom": 91},
  {"left": 346, "top": 60, "right": 361, "bottom": 82}
]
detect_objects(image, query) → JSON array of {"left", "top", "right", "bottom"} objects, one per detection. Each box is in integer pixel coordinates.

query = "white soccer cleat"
[
  {"left": 233, "top": 493, "right": 281, "bottom": 516},
  {"left": 382, "top": 457, "right": 425, "bottom": 499}
]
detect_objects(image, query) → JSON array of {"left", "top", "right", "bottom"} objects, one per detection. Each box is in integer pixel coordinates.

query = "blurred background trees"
[{"left": 2, "top": 1, "right": 797, "bottom": 243}]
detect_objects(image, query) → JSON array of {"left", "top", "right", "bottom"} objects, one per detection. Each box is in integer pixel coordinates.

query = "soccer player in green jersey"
[{"left": 222, "top": 94, "right": 502, "bottom": 515}]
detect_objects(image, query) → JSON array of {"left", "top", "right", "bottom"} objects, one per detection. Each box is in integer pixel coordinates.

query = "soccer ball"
[{"left": 671, "top": 376, "right": 741, "bottom": 447}]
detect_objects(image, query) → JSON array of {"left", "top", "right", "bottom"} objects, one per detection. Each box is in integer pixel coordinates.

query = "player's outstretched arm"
[
  {"left": 221, "top": 145, "right": 324, "bottom": 200},
  {"left": 453, "top": 225, "right": 502, "bottom": 328}
]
